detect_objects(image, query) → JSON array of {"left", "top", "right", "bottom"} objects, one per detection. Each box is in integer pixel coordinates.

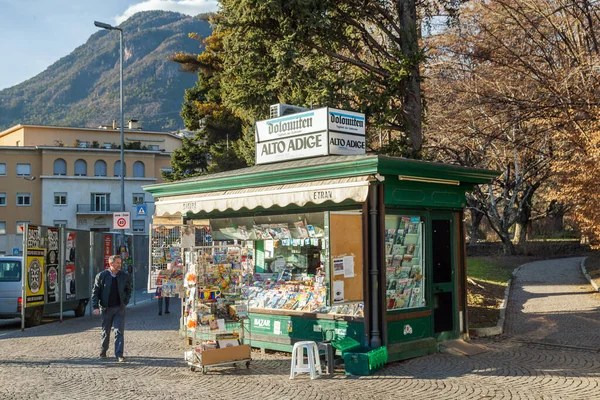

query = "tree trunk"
[
  {"left": 469, "top": 209, "right": 485, "bottom": 246},
  {"left": 551, "top": 211, "right": 565, "bottom": 233},
  {"left": 514, "top": 199, "right": 532, "bottom": 246},
  {"left": 500, "top": 233, "right": 517, "bottom": 255},
  {"left": 398, "top": 0, "right": 422, "bottom": 155}
]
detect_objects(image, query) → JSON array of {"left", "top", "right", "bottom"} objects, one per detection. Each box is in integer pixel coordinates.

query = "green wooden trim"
[
  {"left": 387, "top": 316, "right": 432, "bottom": 344},
  {"left": 387, "top": 338, "right": 438, "bottom": 362},
  {"left": 383, "top": 180, "right": 469, "bottom": 209},
  {"left": 377, "top": 156, "right": 499, "bottom": 184}
]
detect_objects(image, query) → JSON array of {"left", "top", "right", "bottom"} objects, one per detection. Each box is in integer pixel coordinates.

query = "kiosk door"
[{"left": 431, "top": 215, "right": 458, "bottom": 341}]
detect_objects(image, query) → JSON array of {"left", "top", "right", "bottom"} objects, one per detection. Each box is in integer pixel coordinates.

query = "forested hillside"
[{"left": 0, "top": 10, "right": 211, "bottom": 132}]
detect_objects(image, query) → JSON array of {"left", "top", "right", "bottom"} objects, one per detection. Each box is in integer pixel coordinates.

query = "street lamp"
[{"left": 94, "top": 20, "right": 125, "bottom": 250}]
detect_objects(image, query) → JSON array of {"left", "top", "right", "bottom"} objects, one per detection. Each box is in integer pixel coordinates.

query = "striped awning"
[{"left": 154, "top": 176, "right": 371, "bottom": 216}]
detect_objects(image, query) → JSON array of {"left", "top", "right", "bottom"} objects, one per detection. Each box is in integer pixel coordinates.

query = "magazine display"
[
  {"left": 385, "top": 216, "right": 425, "bottom": 311},
  {"left": 183, "top": 245, "right": 251, "bottom": 373}
]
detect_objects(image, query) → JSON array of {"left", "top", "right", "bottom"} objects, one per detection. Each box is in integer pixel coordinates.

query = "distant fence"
[{"left": 467, "top": 240, "right": 591, "bottom": 257}]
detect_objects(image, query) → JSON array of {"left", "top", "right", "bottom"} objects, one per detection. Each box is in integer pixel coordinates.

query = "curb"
[
  {"left": 580, "top": 257, "right": 600, "bottom": 292},
  {"left": 469, "top": 265, "right": 520, "bottom": 338}
]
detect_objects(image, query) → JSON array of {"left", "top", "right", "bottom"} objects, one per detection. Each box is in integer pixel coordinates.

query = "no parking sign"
[{"left": 113, "top": 212, "right": 130, "bottom": 230}]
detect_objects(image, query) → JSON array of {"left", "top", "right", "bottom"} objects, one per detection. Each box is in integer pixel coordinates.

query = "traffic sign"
[
  {"left": 136, "top": 204, "right": 147, "bottom": 216},
  {"left": 113, "top": 212, "right": 130, "bottom": 230}
]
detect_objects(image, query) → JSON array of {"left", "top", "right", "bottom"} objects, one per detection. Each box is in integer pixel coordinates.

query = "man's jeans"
[{"left": 101, "top": 305, "right": 126, "bottom": 357}]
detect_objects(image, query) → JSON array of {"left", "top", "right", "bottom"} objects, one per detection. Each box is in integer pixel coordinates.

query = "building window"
[
  {"left": 0, "top": 193, "right": 5, "bottom": 206},
  {"left": 16, "top": 221, "right": 28, "bottom": 235},
  {"left": 53, "top": 159, "right": 67, "bottom": 175},
  {"left": 16, "top": 193, "right": 31, "bottom": 206},
  {"left": 94, "top": 160, "right": 107, "bottom": 177},
  {"left": 133, "top": 193, "right": 145, "bottom": 205},
  {"left": 103, "top": 143, "right": 112, "bottom": 149},
  {"left": 54, "top": 192, "right": 67, "bottom": 206},
  {"left": 161, "top": 168, "right": 173, "bottom": 174},
  {"left": 149, "top": 145, "right": 159, "bottom": 151},
  {"left": 92, "top": 193, "right": 110, "bottom": 212},
  {"left": 114, "top": 161, "right": 126, "bottom": 177},
  {"left": 0, "top": 163, "right": 6, "bottom": 176},
  {"left": 54, "top": 220, "right": 67, "bottom": 228},
  {"left": 74, "top": 159, "right": 87, "bottom": 176},
  {"left": 133, "top": 161, "right": 145, "bottom": 177},
  {"left": 132, "top": 219, "right": 145, "bottom": 232},
  {"left": 0, "top": 221, "right": 5, "bottom": 235},
  {"left": 16, "top": 163, "right": 31, "bottom": 176}
]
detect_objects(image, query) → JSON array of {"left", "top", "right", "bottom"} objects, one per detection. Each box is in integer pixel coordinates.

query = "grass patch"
[{"left": 467, "top": 257, "right": 514, "bottom": 286}]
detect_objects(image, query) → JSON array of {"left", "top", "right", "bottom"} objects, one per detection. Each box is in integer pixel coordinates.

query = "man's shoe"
[
  {"left": 158, "top": 312, "right": 162, "bottom": 315},
  {"left": 100, "top": 352, "right": 107, "bottom": 358},
  {"left": 165, "top": 311, "right": 170, "bottom": 314},
  {"left": 117, "top": 357, "right": 126, "bottom": 363}
]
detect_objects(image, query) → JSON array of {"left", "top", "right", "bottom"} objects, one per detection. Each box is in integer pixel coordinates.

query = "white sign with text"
[{"left": 255, "top": 107, "right": 366, "bottom": 164}]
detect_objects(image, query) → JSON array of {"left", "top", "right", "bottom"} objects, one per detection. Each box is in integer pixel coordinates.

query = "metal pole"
[
  {"left": 21, "top": 225, "right": 27, "bottom": 331},
  {"left": 95, "top": 21, "right": 126, "bottom": 260},
  {"left": 59, "top": 228, "right": 65, "bottom": 322},
  {"left": 369, "top": 185, "right": 382, "bottom": 348},
  {"left": 119, "top": 29, "right": 126, "bottom": 252}
]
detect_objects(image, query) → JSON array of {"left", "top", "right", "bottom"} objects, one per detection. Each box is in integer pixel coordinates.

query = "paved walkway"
[{"left": 0, "top": 258, "right": 599, "bottom": 399}]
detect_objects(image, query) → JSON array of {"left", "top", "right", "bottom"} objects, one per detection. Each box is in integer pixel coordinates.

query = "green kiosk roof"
[
  {"left": 145, "top": 154, "right": 498, "bottom": 197},
  {"left": 144, "top": 155, "right": 498, "bottom": 217}
]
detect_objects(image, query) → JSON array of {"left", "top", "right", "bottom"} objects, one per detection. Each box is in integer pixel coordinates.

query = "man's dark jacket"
[{"left": 91, "top": 270, "right": 132, "bottom": 309}]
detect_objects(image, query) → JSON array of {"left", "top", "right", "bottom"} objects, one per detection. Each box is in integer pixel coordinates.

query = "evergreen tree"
[
  {"left": 162, "top": 136, "right": 209, "bottom": 181},
  {"left": 169, "top": 30, "right": 247, "bottom": 177}
]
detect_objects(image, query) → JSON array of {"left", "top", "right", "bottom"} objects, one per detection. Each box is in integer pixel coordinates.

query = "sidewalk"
[{"left": 0, "top": 258, "right": 599, "bottom": 399}]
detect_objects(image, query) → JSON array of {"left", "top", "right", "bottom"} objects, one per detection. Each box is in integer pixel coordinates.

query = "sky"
[{"left": 0, "top": 0, "right": 219, "bottom": 90}]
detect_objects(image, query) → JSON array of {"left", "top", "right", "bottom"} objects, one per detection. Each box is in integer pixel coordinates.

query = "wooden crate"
[{"left": 200, "top": 344, "right": 251, "bottom": 366}]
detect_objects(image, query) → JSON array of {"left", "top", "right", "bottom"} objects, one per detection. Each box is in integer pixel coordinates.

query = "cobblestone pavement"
[{"left": 1, "top": 258, "right": 599, "bottom": 400}]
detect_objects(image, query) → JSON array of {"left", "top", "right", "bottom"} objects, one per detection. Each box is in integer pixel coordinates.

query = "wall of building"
[
  {"left": 0, "top": 147, "right": 43, "bottom": 236},
  {"left": 41, "top": 178, "right": 155, "bottom": 232},
  {"left": 0, "top": 125, "right": 182, "bottom": 254}
]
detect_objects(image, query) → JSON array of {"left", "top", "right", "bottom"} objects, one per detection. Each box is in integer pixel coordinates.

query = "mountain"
[{"left": 0, "top": 11, "right": 211, "bottom": 132}]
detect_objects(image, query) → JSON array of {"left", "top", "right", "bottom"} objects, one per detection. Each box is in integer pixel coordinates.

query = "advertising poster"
[
  {"left": 26, "top": 248, "right": 45, "bottom": 306},
  {"left": 116, "top": 235, "right": 133, "bottom": 275},
  {"left": 46, "top": 227, "right": 59, "bottom": 303},
  {"left": 65, "top": 231, "right": 76, "bottom": 300},
  {"left": 65, "top": 264, "right": 76, "bottom": 300},
  {"left": 103, "top": 234, "right": 112, "bottom": 270}
]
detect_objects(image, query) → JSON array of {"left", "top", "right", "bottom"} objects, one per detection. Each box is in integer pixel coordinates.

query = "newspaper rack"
[{"left": 183, "top": 244, "right": 251, "bottom": 374}]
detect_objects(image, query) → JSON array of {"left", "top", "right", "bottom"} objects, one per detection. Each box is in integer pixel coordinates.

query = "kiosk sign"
[{"left": 255, "top": 107, "right": 366, "bottom": 164}]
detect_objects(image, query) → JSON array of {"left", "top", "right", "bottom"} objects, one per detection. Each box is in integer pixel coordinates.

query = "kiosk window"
[
  {"left": 384, "top": 215, "right": 425, "bottom": 310},
  {"left": 210, "top": 213, "right": 332, "bottom": 314}
]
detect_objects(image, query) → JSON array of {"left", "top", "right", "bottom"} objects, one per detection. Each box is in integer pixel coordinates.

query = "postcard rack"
[{"left": 183, "top": 244, "right": 252, "bottom": 374}]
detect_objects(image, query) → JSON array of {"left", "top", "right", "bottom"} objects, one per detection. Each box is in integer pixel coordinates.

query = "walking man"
[{"left": 91, "top": 255, "right": 132, "bottom": 362}]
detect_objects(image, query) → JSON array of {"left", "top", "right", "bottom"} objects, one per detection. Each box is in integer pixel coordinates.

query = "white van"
[{"left": 0, "top": 256, "right": 89, "bottom": 327}]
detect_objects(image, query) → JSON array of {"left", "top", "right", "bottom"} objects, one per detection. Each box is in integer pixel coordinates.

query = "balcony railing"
[{"left": 76, "top": 204, "right": 124, "bottom": 214}]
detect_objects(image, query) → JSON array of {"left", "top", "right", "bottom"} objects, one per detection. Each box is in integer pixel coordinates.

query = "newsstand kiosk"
[{"left": 144, "top": 107, "right": 497, "bottom": 364}]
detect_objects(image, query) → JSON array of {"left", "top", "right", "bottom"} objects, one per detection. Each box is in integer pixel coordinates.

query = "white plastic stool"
[{"left": 290, "top": 341, "right": 322, "bottom": 379}]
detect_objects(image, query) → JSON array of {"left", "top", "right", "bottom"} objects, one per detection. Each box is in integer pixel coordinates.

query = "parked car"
[{"left": 0, "top": 256, "right": 89, "bottom": 327}]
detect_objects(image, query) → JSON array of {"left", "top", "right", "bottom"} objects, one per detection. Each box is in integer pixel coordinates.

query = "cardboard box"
[{"left": 200, "top": 344, "right": 251, "bottom": 366}]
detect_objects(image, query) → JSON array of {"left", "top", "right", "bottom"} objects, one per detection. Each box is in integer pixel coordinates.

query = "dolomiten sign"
[{"left": 255, "top": 107, "right": 366, "bottom": 165}]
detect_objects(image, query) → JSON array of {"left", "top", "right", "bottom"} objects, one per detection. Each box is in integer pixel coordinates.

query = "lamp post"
[{"left": 94, "top": 20, "right": 125, "bottom": 252}]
